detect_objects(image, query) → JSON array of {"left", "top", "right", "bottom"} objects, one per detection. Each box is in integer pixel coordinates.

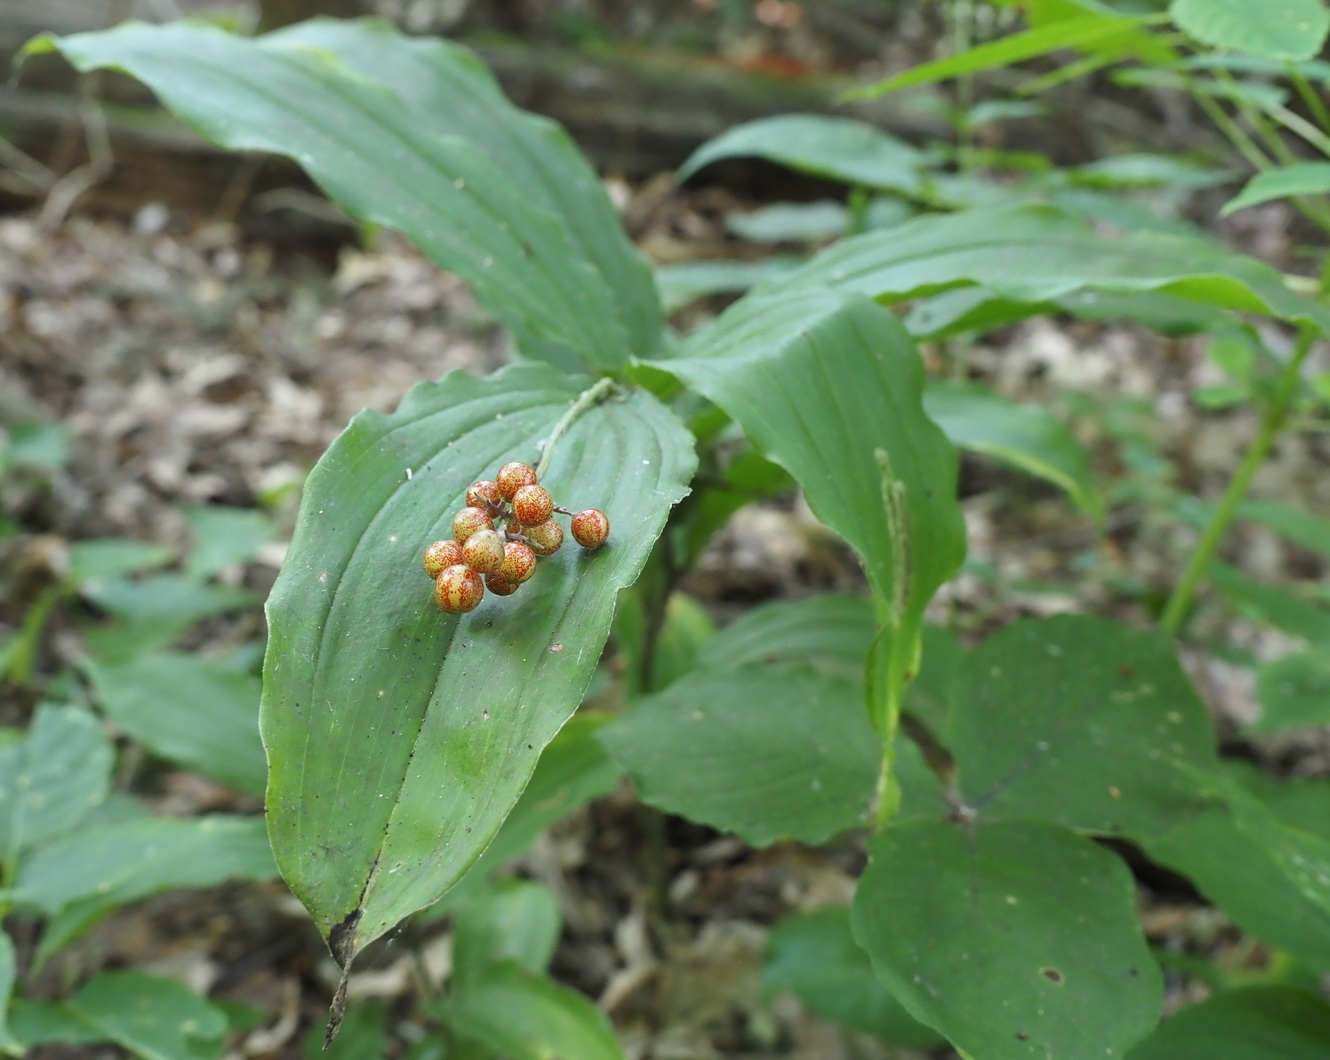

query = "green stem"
[
  {"left": 535, "top": 376, "right": 617, "bottom": 480},
  {"left": 1189, "top": 84, "right": 1272, "bottom": 173},
  {"left": 1288, "top": 64, "right": 1330, "bottom": 138},
  {"left": 1160, "top": 327, "right": 1317, "bottom": 634}
]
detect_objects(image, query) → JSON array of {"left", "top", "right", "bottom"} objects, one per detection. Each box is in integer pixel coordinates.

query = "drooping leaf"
[
  {"left": 261, "top": 365, "right": 694, "bottom": 958},
  {"left": 87, "top": 652, "right": 266, "bottom": 796},
  {"left": 441, "top": 962, "right": 624, "bottom": 1060},
  {"left": 182, "top": 505, "right": 274, "bottom": 581},
  {"left": 1237, "top": 498, "right": 1330, "bottom": 560},
  {"left": 852, "top": 819, "right": 1162, "bottom": 1060},
  {"left": 696, "top": 593, "right": 876, "bottom": 680},
  {"left": 1127, "top": 986, "right": 1330, "bottom": 1060},
  {"left": 1222, "top": 162, "right": 1330, "bottom": 216},
  {"left": 923, "top": 380, "right": 1101, "bottom": 516},
  {"left": 1170, "top": 0, "right": 1330, "bottom": 61},
  {"left": 677, "top": 114, "right": 922, "bottom": 195},
  {"left": 1255, "top": 651, "right": 1330, "bottom": 733},
  {"left": 36, "top": 19, "right": 658, "bottom": 371},
  {"left": 452, "top": 878, "right": 562, "bottom": 988},
  {"left": 1208, "top": 561, "right": 1330, "bottom": 643},
  {"left": 65, "top": 972, "right": 228, "bottom": 1060},
  {"left": 948, "top": 615, "right": 1218, "bottom": 838},
  {"left": 0, "top": 703, "right": 112, "bottom": 858},
  {"left": 763, "top": 907, "right": 944, "bottom": 1049}
]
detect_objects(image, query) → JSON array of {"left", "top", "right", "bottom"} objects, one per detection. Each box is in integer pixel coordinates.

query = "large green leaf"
[
  {"left": 65, "top": 972, "right": 228, "bottom": 1060},
  {"left": 1255, "top": 651, "right": 1330, "bottom": 733},
  {"left": 677, "top": 114, "right": 922, "bottom": 195},
  {"left": 1127, "top": 986, "right": 1330, "bottom": 1060},
  {"left": 852, "top": 820, "right": 1162, "bottom": 1060},
  {"left": 0, "top": 704, "right": 112, "bottom": 859},
  {"left": 87, "top": 652, "right": 266, "bottom": 797},
  {"left": 261, "top": 365, "right": 694, "bottom": 959},
  {"left": 763, "top": 907, "right": 944, "bottom": 1049},
  {"left": 753, "top": 204, "right": 1330, "bottom": 333},
  {"left": 36, "top": 19, "right": 659, "bottom": 371},
  {"left": 923, "top": 380, "right": 1100, "bottom": 516},
  {"left": 1170, "top": 0, "right": 1330, "bottom": 61},
  {"left": 949, "top": 615, "right": 1218, "bottom": 838},
  {"left": 696, "top": 593, "right": 876, "bottom": 680},
  {"left": 1222, "top": 162, "right": 1330, "bottom": 216}
]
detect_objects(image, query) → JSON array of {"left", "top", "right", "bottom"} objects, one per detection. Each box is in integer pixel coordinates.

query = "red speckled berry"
[
  {"left": 571, "top": 509, "right": 610, "bottom": 549},
  {"left": 485, "top": 572, "right": 520, "bottom": 596},
  {"left": 452, "top": 506, "right": 493, "bottom": 542},
  {"left": 435, "top": 564, "right": 484, "bottom": 613},
  {"left": 500, "top": 541, "right": 537, "bottom": 584},
  {"left": 466, "top": 479, "right": 502, "bottom": 509},
  {"left": 512, "top": 484, "right": 554, "bottom": 527},
  {"left": 423, "top": 539, "right": 465, "bottom": 578},
  {"left": 496, "top": 461, "right": 538, "bottom": 500},
  {"left": 462, "top": 528, "right": 505, "bottom": 574},
  {"left": 523, "top": 518, "right": 564, "bottom": 557}
]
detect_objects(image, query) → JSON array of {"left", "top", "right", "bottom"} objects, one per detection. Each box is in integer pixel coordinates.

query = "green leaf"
[
  {"left": 696, "top": 593, "right": 875, "bottom": 681},
  {"left": 182, "top": 505, "right": 273, "bottom": 581},
  {"left": 1236, "top": 498, "right": 1330, "bottom": 560},
  {"left": 80, "top": 575, "right": 257, "bottom": 658},
  {"left": 852, "top": 820, "right": 1162, "bottom": 1060},
  {"left": 261, "top": 365, "right": 694, "bottom": 959},
  {"left": 1208, "top": 561, "right": 1330, "bottom": 643},
  {"left": 726, "top": 201, "right": 849, "bottom": 244},
  {"left": 65, "top": 972, "right": 228, "bottom": 1060},
  {"left": 763, "top": 204, "right": 1330, "bottom": 333},
  {"left": 9, "top": 999, "right": 103, "bottom": 1048},
  {"left": 452, "top": 878, "right": 562, "bottom": 988},
  {"left": 0, "top": 934, "right": 18, "bottom": 1055},
  {"left": 923, "top": 380, "right": 1101, "bottom": 516},
  {"left": 11, "top": 814, "right": 277, "bottom": 916},
  {"left": 763, "top": 907, "right": 944, "bottom": 1049},
  {"left": 654, "top": 259, "right": 802, "bottom": 313},
  {"left": 87, "top": 652, "right": 266, "bottom": 796},
  {"left": 1170, "top": 0, "right": 1330, "bottom": 61},
  {"left": 0, "top": 703, "right": 112, "bottom": 858},
  {"left": 304, "top": 1003, "right": 387, "bottom": 1060},
  {"left": 1222, "top": 162, "right": 1330, "bottom": 216},
  {"left": 949, "top": 615, "right": 1218, "bottom": 838},
  {"left": 851, "top": 15, "right": 1154, "bottom": 98},
  {"left": 600, "top": 664, "right": 878, "bottom": 845},
  {"left": 442, "top": 962, "right": 624, "bottom": 1060},
  {"left": 1127, "top": 985, "right": 1330, "bottom": 1060},
  {"left": 677, "top": 114, "right": 922, "bottom": 194},
  {"left": 1255, "top": 651, "right": 1330, "bottom": 733},
  {"left": 649, "top": 592, "right": 716, "bottom": 691},
  {"left": 41, "top": 19, "right": 658, "bottom": 371},
  {"left": 66, "top": 539, "right": 175, "bottom": 583}
]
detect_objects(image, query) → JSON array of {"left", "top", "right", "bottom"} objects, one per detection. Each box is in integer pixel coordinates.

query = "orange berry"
[
  {"left": 512, "top": 484, "right": 554, "bottom": 527},
  {"left": 485, "top": 572, "right": 520, "bottom": 596},
  {"left": 500, "top": 541, "right": 537, "bottom": 584},
  {"left": 462, "top": 528, "right": 505, "bottom": 574},
  {"left": 571, "top": 509, "right": 610, "bottom": 549},
  {"left": 435, "top": 564, "right": 484, "bottom": 613},
  {"left": 466, "top": 479, "right": 502, "bottom": 509},
  {"left": 496, "top": 461, "right": 538, "bottom": 500},
  {"left": 523, "top": 518, "right": 564, "bottom": 557},
  {"left": 423, "top": 539, "right": 464, "bottom": 578},
  {"left": 452, "top": 506, "right": 493, "bottom": 542}
]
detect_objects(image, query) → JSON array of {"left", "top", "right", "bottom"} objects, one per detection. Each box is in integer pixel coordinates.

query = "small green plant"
[{"left": 22, "top": 8, "right": 1330, "bottom": 1058}]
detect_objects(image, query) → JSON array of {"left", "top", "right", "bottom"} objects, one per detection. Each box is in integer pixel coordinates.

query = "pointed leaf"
[
  {"left": 261, "top": 365, "right": 694, "bottom": 957},
  {"left": 65, "top": 972, "right": 227, "bottom": 1060},
  {"left": 1236, "top": 498, "right": 1330, "bottom": 561},
  {"left": 852, "top": 820, "right": 1162, "bottom": 1060},
  {"left": 1170, "top": 0, "right": 1330, "bottom": 61},
  {"left": 1222, "top": 162, "right": 1330, "bottom": 216},
  {"left": 1208, "top": 561, "right": 1330, "bottom": 643},
  {"left": 1128, "top": 986, "right": 1330, "bottom": 1060},
  {"left": 38, "top": 20, "right": 656, "bottom": 371}
]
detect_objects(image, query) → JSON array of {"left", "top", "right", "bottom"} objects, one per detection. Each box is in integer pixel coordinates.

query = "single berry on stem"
[
  {"left": 571, "top": 509, "right": 610, "bottom": 549},
  {"left": 485, "top": 572, "right": 520, "bottom": 596},
  {"left": 452, "top": 506, "right": 493, "bottom": 542},
  {"left": 435, "top": 564, "right": 484, "bottom": 613},
  {"left": 423, "top": 539, "right": 465, "bottom": 578},
  {"left": 500, "top": 541, "right": 537, "bottom": 584},
  {"left": 462, "top": 528, "right": 505, "bottom": 574},
  {"left": 512, "top": 484, "right": 554, "bottom": 527},
  {"left": 466, "top": 480, "right": 503, "bottom": 509},
  {"left": 496, "top": 461, "right": 538, "bottom": 500},
  {"left": 524, "top": 518, "right": 564, "bottom": 556}
]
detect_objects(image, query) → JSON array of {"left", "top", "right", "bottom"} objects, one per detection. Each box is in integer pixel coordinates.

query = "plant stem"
[
  {"left": 1160, "top": 327, "right": 1317, "bottom": 634},
  {"left": 536, "top": 376, "right": 617, "bottom": 479},
  {"left": 1288, "top": 64, "right": 1330, "bottom": 137}
]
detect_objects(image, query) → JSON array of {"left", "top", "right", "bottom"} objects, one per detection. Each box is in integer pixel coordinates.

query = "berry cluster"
[{"left": 423, "top": 461, "right": 611, "bottom": 614}]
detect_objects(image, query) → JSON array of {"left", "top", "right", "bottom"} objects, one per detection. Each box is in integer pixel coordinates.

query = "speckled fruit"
[
  {"left": 500, "top": 541, "right": 537, "bottom": 584},
  {"left": 571, "top": 509, "right": 611, "bottom": 549},
  {"left": 496, "top": 461, "right": 538, "bottom": 500},
  {"left": 512, "top": 484, "right": 554, "bottom": 527},
  {"left": 423, "top": 539, "right": 465, "bottom": 578},
  {"left": 435, "top": 564, "right": 484, "bottom": 613},
  {"left": 466, "top": 479, "right": 502, "bottom": 509},
  {"left": 485, "top": 572, "right": 520, "bottom": 596},
  {"left": 462, "top": 528, "right": 505, "bottom": 574},
  {"left": 523, "top": 518, "right": 564, "bottom": 557},
  {"left": 452, "top": 506, "right": 494, "bottom": 542}
]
